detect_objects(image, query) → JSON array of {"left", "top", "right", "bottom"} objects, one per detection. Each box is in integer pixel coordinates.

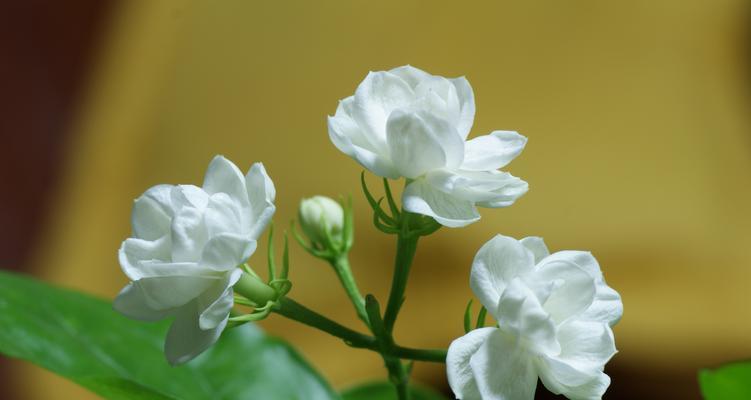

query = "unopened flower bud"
[{"left": 298, "top": 196, "right": 344, "bottom": 245}]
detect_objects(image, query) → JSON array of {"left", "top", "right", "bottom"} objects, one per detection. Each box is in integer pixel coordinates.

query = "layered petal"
[
  {"left": 132, "top": 274, "right": 218, "bottom": 310},
  {"left": 351, "top": 70, "right": 415, "bottom": 142},
  {"left": 200, "top": 233, "right": 256, "bottom": 271},
  {"left": 495, "top": 278, "right": 559, "bottom": 355},
  {"left": 131, "top": 184, "right": 173, "bottom": 240},
  {"left": 244, "top": 162, "right": 277, "bottom": 239},
  {"left": 462, "top": 131, "right": 527, "bottom": 171},
  {"left": 413, "top": 75, "right": 461, "bottom": 127},
  {"left": 204, "top": 192, "right": 245, "bottom": 236},
  {"left": 537, "top": 320, "right": 616, "bottom": 399},
  {"left": 388, "top": 65, "right": 431, "bottom": 88},
  {"left": 402, "top": 178, "right": 480, "bottom": 228},
  {"left": 164, "top": 301, "right": 227, "bottom": 365},
  {"left": 118, "top": 236, "right": 171, "bottom": 280},
  {"left": 425, "top": 169, "right": 528, "bottom": 206},
  {"left": 469, "top": 235, "right": 535, "bottom": 312},
  {"left": 170, "top": 184, "right": 209, "bottom": 211},
  {"left": 470, "top": 329, "right": 538, "bottom": 400},
  {"left": 386, "top": 110, "right": 464, "bottom": 178},
  {"left": 328, "top": 97, "right": 398, "bottom": 178},
  {"left": 530, "top": 259, "right": 596, "bottom": 325},
  {"left": 449, "top": 76, "right": 475, "bottom": 140},
  {"left": 170, "top": 206, "right": 208, "bottom": 263},
  {"left": 113, "top": 283, "right": 172, "bottom": 321},
  {"left": 580, "top": 283, "right": 623, "bottom": 327},
  {"left": 538, "top": 251, "right": 622, "bottom": 326},
  {"left": 520, "top": 236, "right": 550, "bottom": 264},
  {"left": 447, "top": 327, "right": 496, "bottom": 400},
  {"left": 202, "top": 155, "right": 250, "bottom": 205},
  {"left": 198, "top": 269, "right": 243, "bottom": 330}
]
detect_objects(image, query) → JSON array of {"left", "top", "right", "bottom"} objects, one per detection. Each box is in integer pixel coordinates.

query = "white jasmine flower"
[
  {"left": 298, "top": 195, "right": 344, "bottom": 244},
  {"left": 114, "top": 155, "right": 275, "bottom": 365},
  {"left": 447, "top": 235, "right": 622, "bottom": 400},
  {"left": 328, "top": 65, "right": 528, "bottom": 227}
]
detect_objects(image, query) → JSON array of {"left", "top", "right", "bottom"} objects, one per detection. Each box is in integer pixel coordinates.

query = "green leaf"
[
  {"left": 0, "top": 270, "right": 339, "bottom": 400},
  {"left": 341, "top": 381, "right": 447, "bottom": 400},
  {"left": 699, "top": 361, "right": 751, "bottom": 399}
]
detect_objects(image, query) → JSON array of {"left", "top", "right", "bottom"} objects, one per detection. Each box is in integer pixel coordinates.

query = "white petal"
[
  {"left": 352, "top": 71, "right": 415, "bottom": 142},
  {"left": 469, "top": 235, "right": 535, "bottom": 312},
  {"left": 386, "top": 110, "right": 463, "bottom": 178},
  {"left": 170, "top": 206, "right": 208, "bottom": 263},
  {"left": 450, "top": 77, "right": 475, "bottom": 140},
  {"left": 164, "top": 301, "right": 227, "bottom": 365},
  {"left": 200, "top": 233, "right": 256, "bottom": 271},
  {"left": 388, "top": 65, "right": 431, "bottom": 88},
  {"left": 328, "top": 97, "right": 399, "bottom": 178},
  {"left": 558, "top": 321, "right": 617, "bottom": 372},
  {"left": 425, "top": 169, "right": 528, "bottom": 205},
  {"left": 495, "top": 278, "right": 559, "bottom": 355},
  {"left": 531, "top": 257, "right": 596, "bottom": 325},
  {"left": 202, "top": 156, "right": 249, "bottom": 205},
  {"left": 170, "top": 184, "right": 209, "bottom": 211},
  {"left": 328, "top": 124, "right": 400, "bottom": 178},
  {"left": 469, "top": 329, "right": 538, "bottom": 400},
  {"left": 118, "top": 237, "right": 171, "bottom": 280},
  {"left": 462, "top": 131, "right": 527, "bottom": 171},
  {"left": 131, "top": 184, "right": 173, "bottom": 240},
  {"left": 402, "top": 178, "right": 480, "bottom": 228},
  {"left": 542, "top": 251, "right": 602, "bottom": 278},
  {"left": 447, "top": 327, "right": 496, "bottom": 400},
  {"left": 199, "top": 269, "right": 242, "bottom": 330},
  {"left": 244, "top": 163, "right": 277, "bottom": 239},
  {"left": 537, "top": 320, "right": 616, "bottom": 399},
  {"left": 414, "top": 76, "right": 461, "bottom": 127},
  {"left": 520, "top": 236, "right": 549, "bottom": 264},
  {"left": 204, "top": 192, "right": 244, "bottom": 236},
  {"left": 539, "top": 251, "right": 622, "bottom": 326},
  {"left": 581, "top": 284, "right": 623, "bottom": 326},
  {"left": 329, "top": 96, "right": 387, "bottom": 152},
  {"left": 113, "top": 282, "right": 172, "bottom": 321},
  {"left": 133, "top": 274, "right": 218, "bottom": 310},
  {"left": 132, "top": 260, "right": 209, "bottom": 278}
]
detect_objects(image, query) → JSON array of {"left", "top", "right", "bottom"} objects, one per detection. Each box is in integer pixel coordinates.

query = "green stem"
[
  {"left": 382, "top": 218, "right": 419, "bottom": 334},
  {"left": 273, "top": 297, "right": 375, "bottom": 348},
  {"left": 365, "top": 295, "right": 411, "bottom": 400},
  {"left": 391, "top": 346, "right": 447, "bottom": 363},
  {"left": 330, "top": 255, "right": 369, "bottom": 327},
  {"left": 270, "top": 296, "right": 448, "bottom": 365}
]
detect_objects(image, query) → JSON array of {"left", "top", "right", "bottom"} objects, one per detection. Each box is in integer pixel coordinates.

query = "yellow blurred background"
[{"left": 4, "top": 0, "right": 751, "bottom": 398}]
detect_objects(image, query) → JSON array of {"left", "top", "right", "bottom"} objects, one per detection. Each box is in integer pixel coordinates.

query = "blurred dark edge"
[
  {"left": 0, "top": 0, "right": 117, "bottom": 398},
  {"left": 0, "top": 1, "right": 748, "bottom": 399}
]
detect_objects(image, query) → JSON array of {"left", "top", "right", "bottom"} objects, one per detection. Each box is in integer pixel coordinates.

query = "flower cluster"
[{"left": 115, "top": 65, "right": 621, "bottom": 400}]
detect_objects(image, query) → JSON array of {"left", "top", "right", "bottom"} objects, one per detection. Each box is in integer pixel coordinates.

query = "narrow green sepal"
[
  {"left": 281, "top": 233, "right": 290, "bottom": 279},
  {"left": 373, "top": 199, "right": 400, "bottom": 234},
  {"left": 291, "top": 220, "right": 332, "bottom": 259},
  {"left": 463, "top": 299, "right": 473, "bottom": 333},
  {"left": 267, "top": 224, "right": 277, "bottom": 280},
  {"left": 476, "top": 306, "right": 488, "bottom": 329},
  {"left": 382, "top": 178, "right": 401, "bottom": 219},
  {"left": 361, "top": 172, "right": 397, "bottom": 225}
]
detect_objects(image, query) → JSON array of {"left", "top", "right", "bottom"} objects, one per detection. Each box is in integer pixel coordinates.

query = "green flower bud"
[{"left": 298, "top": 196, "right": 344, "bottom": 246}]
